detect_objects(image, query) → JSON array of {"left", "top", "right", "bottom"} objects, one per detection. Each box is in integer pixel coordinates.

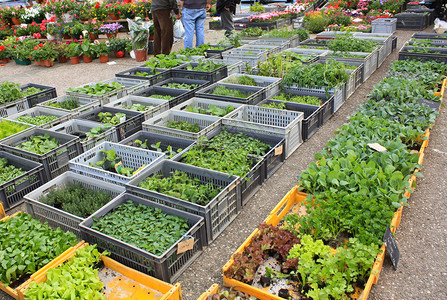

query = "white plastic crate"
[
  {"left": 204, "top": 58, "right": 244, "bottom": 76},
  {"left": 6, "top": 106, "right": 72, "bottom": 129},
  {"left": 37, "top": 95, "right": 101, "bottom": 116},
  {"left": 372, "top": 18, "right": 397, "bottom": 34},
  {"left": 219, "top": 73, "right": 282, "bottom": 99},
  {"left": 104, "top": 95, "right": 169, "bottom": 120},
  {"left": 222, "top": 105, "right": 304, "bottom": 158},
  {"left": 221, "top": 48, "right": 269, "bottom": 71},
  {"left": 170, "top": 97, "right": 243, "bottom": 117}
]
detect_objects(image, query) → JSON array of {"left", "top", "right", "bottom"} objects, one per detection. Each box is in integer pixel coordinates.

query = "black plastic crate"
[
  {"left": 0, "top": 128, "right": 82, "bottom": 182},
  {"left": 209, "top": 21, "right": 222, "bottom": 30},
  {"left": 153, "top": 77, "right": 211, "bottom": 107},
  {"left": 171, "top": 62, "right": 228, "bottom": 83},
  {"left": 412, "top": 33, "right": 447, "bottom": 40},
  {"left": 398, "top": 46, "right": 447, "bottom": 64},
  {"left": 204, "top": 124, "right": 285, "bottom": 184},
  {"left": 407, "top": 9, "right": 436, "bottom": 24},
  {"left": 80, "top": 193, "right": 206, "bottom": 283},
  {"left": 299, "top": 38, "right": 329, "bottom": 48},
  {"left": 20, "top": 83, "right": 57, "bottom": 108},
  {"left": 196, "top": 83, "right": 265, "bottom": 105},
  {"left": 76, "top": 107, "right": 144, "bottom": 141},
  {"left": 0, "top": 151, "right": 45, "bottom": 210},
  {"left": 392, "top": 36, "right": 398, "bottom": 51},
  {"left": 119, "top": 131, "right": 195, "bottom": 161},
  {"left": 126, "top": 160, "right": 240, "bottom": 245},
  {"left": 115, "top": 67, "right": 172, "bottom": 85},
  {"left": 396, "top": 12, "right": 428, "bottom": 30},
  {"left": 204, "top": 45, "right": 233, "bottom": 58},
  {"left": 24, "top": 171, "right": 125, "bottom": 239},
  {"left": 132, "top": 86, "right": 192, "bottom": 109}
]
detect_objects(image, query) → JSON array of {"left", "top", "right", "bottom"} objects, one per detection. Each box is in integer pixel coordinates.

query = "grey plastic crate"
[
  {"left": 126, "top": 160, "right": 240, "bottom": 244},
  {"left": 222, "top": 105, "right": 304, "bottom": 158},
  {"left": 204, "top": 58, "right": 244, "bottom": 76},
  {"left": 37, "top": 95, "right": 101, "bottom": 116},
  {"left": 353, "top": 32, "right": 393, "bottom": 57},
  {"left": 6, "top": 106, "right": 72, "bottom": 129},
  {"left": 24, "top": 171, "right": 125, "bottom": 239},
  {"left": 119, "top": 131, "right": 195, "bottom": 161},
  {"left": 69, "top": 142, "right": 165, "bottom": 186},
  {"left": 131, "top": 86, "right": 192, "bottom": 109},
  {"left": 289, "top": 48, "right": 329, "bottom": 57},
  {"left": 219, "top": 74, "right": 282, "bottom": 99},
  {"left": 280, "top": 48, "right": 321, "bottom": 65},
  {"left": 0, "top": 151, "right": 45, "bottom": 210},
  {"left": 204, "top": 123, "right": 286, "bottom": 186},
  {"left": 76, "top": 107, "right": 145, "bottom": 141},
  {"left": 20, "top": 83, "right": 57, "bottom": 108},
  {"left": 240, "top": 43, "right": 281, "bottom": 56},
  {"left": 104, "top": 95, "right": 169, "bottom": 121},
  {"left": 50, "top": 119, "right": 119, "bottom": 153},
  {"left": 171, "top": 62, "right": 228, "bottom": 83},
  {"left": 249, "top": 39, "right": 291, "bottom": 51},
  {"left": 0, "top": 128, "right": 82, "bottom": 181},
  {"left": 221, "top": 48, "right": 269, "bottom": 70},
  {"left": 66, "top": 77, "right": 149, "bottom": 105},
  {"left": 322, "top": 50, "right": 378, "bottom": 81},
  {"left": 79, "top": 193, "right": 206, "bottom": 283},
  {"left": 196, "top": 83, "right": 265, "bottom": 105},
  {"left": 261, "top": 35, "right": 300, "bottom": 47},
  {"left": 372, "top": 18, "right": 397, "bottom": 34},
  {"left": 284, "top": 84, "right": 344, "bottom": 114},
  {"left": 171, "top": 97, "right": 243, "bottom": 117},
  {"left": 204, "top": 45, "right": 233, "bottom": 59},
  {"left": 142, "top": 110, "right": 221, "bottom": 140},
  {"left": 0, "top": 97, "right": 29, "bottom": 118},
  {"left": 115, "top": 67, "right": 171, "bottom": 85}
]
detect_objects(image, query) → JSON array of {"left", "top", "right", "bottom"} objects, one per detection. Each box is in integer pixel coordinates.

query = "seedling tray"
[
  {"left": 132, "top": 85, "right": 192, "bottom": 109},
  {"left": 219, "top": 74, "right": 282, "bottom": 99},
  {"left": 204, "top": 123, "right": 285, "bottom": 190},
  {"left": 80, "top": 193, "right": 206, "bottom": 283},
  {"left": 171, "top": 97, "right": 243, "bottom": 118},
  {"left": 279, "top": 47, "right": 323, "bottom": 65},
  {"left": 24, "top": 171, "right": 125, "bottom": 239},
  {"left": 69, "top": 141, "right": 165, "bottom": 186},
  {"left": 104, "top": 95, "right": 170, "bottom": 121},
  {"left": 20, "top": 83, "right": 57, "bottom": 108},
  {"left": 126, "top": 160, "right": 240, "bottom": 245},
  {"left": 66, "top": 77, "right": 148, "bottom": 105},
  {"left": 142, "top": 110, "right": 221, "bottom": 140},
  {"left": 204, "top": 58, "right": 244, "bottom": 76},
  {"left": 153, "top": 77, "right": 210, "bottom": 106},
  {"left": 322, "top": 50, "right": 377, "bottom": 81},
  {"left": 299, "top": 38, "right": 329, "bottom": 48},
  {"left": 119, "top": 131, "right": 195, "bottom": 161},
  {"left": 221, "top": 48, "right": 269, "bottom": 70},
  {"left": 76, "top": 106, "right": 144, "bottom": 141},
  {"left": 398, "top": 45, "right": 447, "bottom": 64},
  {"left": 0, "top": 97, "right": 29, "bottom": 118},
  {"left": 37, "top": 94, "right": 101, "bottom": 115},
  {"left": 196, "top": 83, "right": 265, "bottom": 105},
  {"left": 0, "top": 151, "right": 45, "bottom": 210},
  {"left": 6, "top": 106, "right": 72, "bottom": 129},
  {"left": 0, "top": 128, "right": 81, "bottom": 181},
  {"left": 115, "top": 67, "right": 172, "bottom": 85},
  {"left": 222, "top": 105, "right": 304, "bottom": 158},
  {"left": 261, "top": 35, "right": 300, "bottom": 47},
  {"left": 240, "top": 43, "right": 281, "bottom": 56},
  {"left": 284, "top": 84, "right": 344, "bottom": 114},
  {"left": 353, "top": 32, "right": 393, "bottom": 56},
  {"left": 171, "top": 62, "right": 228, "bottom": 83},
  {"left": 50, "top": 119, "right": 119, "bottom": 153},
  {"left": 249, "top": 39, "right": 291, "bottom": 52}
]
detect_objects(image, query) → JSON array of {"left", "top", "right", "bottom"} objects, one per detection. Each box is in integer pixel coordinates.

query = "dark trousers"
[{"left": 153, "top": 9, "right": 174, "bottom": 55}]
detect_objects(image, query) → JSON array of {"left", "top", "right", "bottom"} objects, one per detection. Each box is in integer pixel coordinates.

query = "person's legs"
[
  {"left": 152, "top": 10, "right": 162, "bottom": 55},
  {"left": 220, "top": 9, "right": 234, "bottom": 37},
  {"left": 195, "top": 8, "right": 207, "bottom": 46},
  {"left": 157, "top": 10, "right": 174, "bottom": 55},
  {"left": 182, "top": 8, "right": 195, "bottom": 49}
]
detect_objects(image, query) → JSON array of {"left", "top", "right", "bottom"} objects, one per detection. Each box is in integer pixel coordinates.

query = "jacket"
[
  {"left": 216, "top": 0, "right": 240, "bottom": 14},
  {"left": 182, "top": 0, "right": 207, "bottom": 9},
  {"left": 151, "top": 0, "right": 179, "bottom": 14}
]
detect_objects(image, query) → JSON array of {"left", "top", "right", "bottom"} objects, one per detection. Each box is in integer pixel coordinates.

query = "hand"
[
  {"left": 176, "top": 13, "right": 181, "bottom": 19},
  {"left": 225, "top": 7, "right": 230, "bottom": 11},
  {"left": 206, "top": 4, "right": 211, "bottom": 11}
]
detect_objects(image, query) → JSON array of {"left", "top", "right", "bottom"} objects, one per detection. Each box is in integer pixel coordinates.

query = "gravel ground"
[{"left": 0, "top": 22, "right": 445, "bottom": 300}]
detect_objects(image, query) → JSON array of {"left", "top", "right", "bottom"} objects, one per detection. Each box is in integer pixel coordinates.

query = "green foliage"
[
  {"left": 327, "top": 34, "right": 377, "bottom": 52},
  {"left": 45, "top": 98, "right": 80, "bottom": 110},
  {"left": 0, "top": 213, "right": 77, "bottom": 285},
  {"left": 185, "top": 104, "right": 234, "bottom": 117},
  {"left": 24, "top": 245, "right": 109, "bottom": 300},
  {"left": 185, "top": 60, "right": 225, "bottom": 72},
  {"left": 89, "top": 149, "right": 135, "bottom": 177},
  {"left": 122, "top": 103, "right": 154, "bottom": 112},
  {"left": 0, "top": 81, "right": 24, "bottom": 105},
  {"left": 148, "top": 94, "right": 174, "bottom": 100},
  {"left": 133, "top": 140, "right": 182, "bottom": 159},
  {"left": 211, "top": 85, "right": 252, "bottom": 99},
  {"left": 0, "top": 120, "right": 29, "bottom": 140},
  {"left": 162, "top": 82, "right": 198, "bottom": 90},
  {"left": 260, "top": 102, "right": 286, "bottom": 110},
  {"left": 223, "top": 75, "right": 257, "bottom": 86},
  {"left": 0, "top": 158, "right": 26, "bottom": 185},
  {"left": 16, "top": 133, "right": 60, "bottom": 155},
  {"left": 144, "top": 53, "right": 188, "bottom": 72},
  {"left": 239, "top": 27, "right": 264, "bottom": 38},
  {"left": 40, "top": 182, "right": 114, "bottom": 218},
  {"left": 166, "top": 120, "right": 200, "bottom": 133},
  {"left": 139, "top": 170, "right": 220, "bottom": 205},
  {"left": 91, "top": 200, "right": 189, "bottom": 256},
  {"left": 249, "top": 2, "right": 264, "bottom": 12},
  {"left": 17, "top": 115, "right": 59, "bottom": 126},
  {"left": 98, "top": 112, "right": 127, "bottom": 125},
  {"left": 272, "top": 93, "right": 322, "bottom": 105},
  {"left": 262, "top": 28, "right": 310, "bottom": 41},
  {"left": 22, "top": 87, "right": 43, "bottom": 97},
  {"left": 67, "top": 82, "right": 123, "bottom": 96}
]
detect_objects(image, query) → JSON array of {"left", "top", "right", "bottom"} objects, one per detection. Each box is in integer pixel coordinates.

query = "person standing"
[
  {"left": 180, "top": 0, "right": 211, "bottom": 49},
  {"left": 216, "top": 0, "right": 240, "bottom": 37},
  {"left": 151, "top": 0, "right": 181, "bottom": 55}
]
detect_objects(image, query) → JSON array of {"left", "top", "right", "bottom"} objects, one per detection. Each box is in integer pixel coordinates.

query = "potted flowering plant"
[
  {"left": 66, "top": 42, "right": 81, "bottom": 64},
  {"left": 84, "top": 20, "right": 103, "bottom": 40},
  {"left": 108, "top": 37, "right": 128, "bottom": 58},
  {"left": 80, "top": 39, "right": 95, "bottom": 63},
  {"left": 10, "top": 38, "right": 38, "bottom": 65},
  {"left": 0, "top": 41, "right": 11, "bottom": 64},
  {"left": 91, "top": 2, "right": 108, "bottom": 21},
  {"left": 93, "top": 41, "right": 110, "bottom": 63},
  {"left": 54, "top": 42, "right": 69, "bottom": 63},
  {"left": 20, "top": 5, "right": 44, "bottom": 24},
  {"left": 0, "top": 6, "right": 15, "bottom": 25},
  {"left": 99, "top": 22, "right": 123, "bottom": 39},
  {"left": 10, "top": 6, "right": 24, "bottom": 25},
  {"left": 106, "top": 3, "right": 121, "bottom": 20},
  {"left": 61, "top": 23, "right": 72, "bottom": 39},
  {"left": 30, "top": 42, "right": 58, "bottom": 67},
  {"left": 71, "top": 21, "right": 86, "bottom": 40}
]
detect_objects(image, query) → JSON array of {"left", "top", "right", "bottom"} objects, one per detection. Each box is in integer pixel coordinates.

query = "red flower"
[
  {"left": 95, "top": 3, "right": 100, "bottom": 9},
  {"left": 15, "top": 37, "right": 19, "bottom": 41},
  {"left": 33, "top": 46, "right": 38, "bottom": 50},
  {"left": 38, "top": 43, "right": 44, "bottom": 47},
  {"left": 117, "top": 51, "right": 124, "bottom": 57},
  {"left": 0, "top": 45, "right": 5, "bottom": 51}
]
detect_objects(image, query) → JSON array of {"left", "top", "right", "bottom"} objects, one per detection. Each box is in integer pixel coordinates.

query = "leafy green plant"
[
  {"left": 0, "top": 158, "right": 26, "bottom": 185},
  {"left": 122, "top": 103, "right": 154, "bottom": 112},
  {"left": 211, "top": 85, "right": 252, "bottom": 98},
  {"left": 0, "top": 119, "right": 29, "bottom": 140},
  {"left": 185, "top": 104, "right": 234, "bottom": 117},
  {"left": 17, "top": 115, "right": 59, "bottom": 126},
  {"left": 162, "top": 82, "right": 198, "bottom": 90},
  {"left": 89, "top": 149, "right": 135, "bottom": 177},
  {"left": 239, "top": 27, "right": 264, "bottom": 38},
  {"left": 144, "top": 53, "right": 188, "bottom": 72},
  {"left": 44, "top": 98, "right": 80, "bottom": 110},
  {"left": 91, "top": 200, "right": 189, "bottom": 256},
  {"left": 185, "top": 60, "right": 224, "bottom": 72},
  {"left": 67, "top": 82, "right": 123, "bottom": 96},
  {"left": 0, "top": 213, "right": 77, "bottom": 286},
  {"left": 22, "top": 87, "right": 43, "bottom": 97},
  {"left": 0, "top": 81, "right": 24, "bottom": 105},
  {"left": 272, "top": 93, "right": 322, "bottom": 105},
  {"left": 327, "top": 34, "right": 377, "bottom": 52},
  {"left": 133, "top": 140, "right": 182, "bottom": 159},
  {"left": 98, "top": 112, "right": 127, "bottom": 125},
  {"left": 223, "top": 75, "right": 256, "bottom": 86},
  {"left": 16, "top": 133, "right": 60, "bottom": 154},
  {"left": 166, "top": 120, "right": 200, "bottom": 133},
  {"left": 148, "top": 94, "right": 174, "bottom": 100},
  {"left": 40, "top": 182, "right": 114, "bottom": 218},
  {"left": 139, "top": 170, "right": 220, "bottom": 205},
  {"left": 260, "top": 102, "right": 286, "bottom": 110}
]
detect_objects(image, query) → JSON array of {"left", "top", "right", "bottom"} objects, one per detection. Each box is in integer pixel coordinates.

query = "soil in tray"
[
  {"left": 8, "top": 273, "right": 29, "bottom": 290},
  {"left": 98, "top": 266, "right": 164, "bottom": 299}
]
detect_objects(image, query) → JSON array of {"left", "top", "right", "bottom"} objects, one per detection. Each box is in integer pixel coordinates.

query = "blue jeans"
[{"left": 182, "top": 8, "right": 206, "bottom": 49}]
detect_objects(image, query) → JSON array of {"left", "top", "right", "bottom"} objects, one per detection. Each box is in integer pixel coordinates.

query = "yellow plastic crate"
[
  {"left": 0, "top": 203, "right": 4, "bottom": 219},
  {"left": 197, "top": 284, "right": 219, "bottom": 300},
  {"left": 433, "top": 77, "right": 446, "bottom": 103},
  {"left": 18, "top": 243, "right": 182, "bottom": 300}
]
